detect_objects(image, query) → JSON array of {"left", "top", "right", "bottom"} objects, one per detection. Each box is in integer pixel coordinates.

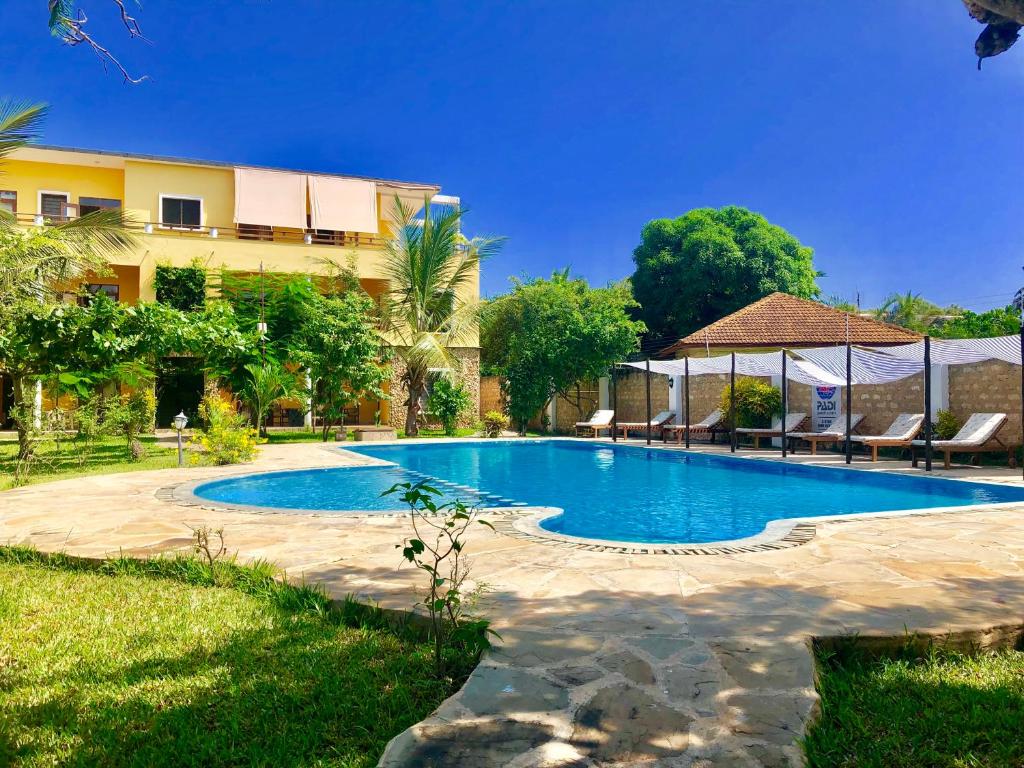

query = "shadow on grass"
[
  {"left": 0, "top": 548, "right": 471, "bottom": 768},
  {"left": 806, "top": 638, "right": 1024, "bottom": 768}
]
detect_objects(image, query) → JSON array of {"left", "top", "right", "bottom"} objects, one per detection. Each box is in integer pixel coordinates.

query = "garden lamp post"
[{"left": 173, "top": 411, "right": 188, "bottom": 467}]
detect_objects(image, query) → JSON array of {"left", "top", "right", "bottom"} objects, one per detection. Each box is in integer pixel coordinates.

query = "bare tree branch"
[{"left": 49, "top": 0, "right": 150, "bottom": 84}]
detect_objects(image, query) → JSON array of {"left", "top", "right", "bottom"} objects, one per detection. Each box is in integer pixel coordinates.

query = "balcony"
[{"left": 10, "top": 212, "right": 387, "bottom": 249}]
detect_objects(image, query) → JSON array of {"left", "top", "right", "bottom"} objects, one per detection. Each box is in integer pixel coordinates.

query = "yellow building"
[{"left": 0, "top": 145, "right": 480, "bottom": 430}]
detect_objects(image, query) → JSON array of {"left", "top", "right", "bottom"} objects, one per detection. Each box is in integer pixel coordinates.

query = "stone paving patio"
[{"left": 2, "top": 439, "right": 1024, "bottom": 767}]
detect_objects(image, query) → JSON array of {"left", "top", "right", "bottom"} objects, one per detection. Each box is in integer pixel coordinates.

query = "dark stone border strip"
[{"left": 490, "top": 517, "right": 819, "bottom": 556}]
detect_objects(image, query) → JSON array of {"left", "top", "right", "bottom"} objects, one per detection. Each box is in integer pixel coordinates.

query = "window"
[
  {"left": 160, "top": 196, "right": 202, "bottom": 229},
  {"left": 0, "top": 191, "right": 15, "bottom": 214},
  {"left": 79, "top": 197, "right": 121, "bottom": 216},
  {"left": 39, "top": 191, "right": 69, "bottom": 219},
  {"left": 78, "top": 284, "right": 120, "bottom": 306}
]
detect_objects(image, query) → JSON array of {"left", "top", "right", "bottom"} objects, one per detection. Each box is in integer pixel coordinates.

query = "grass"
[
  {"left": 805, "top": 641, "right": 1024, "bottom": 767},
  {"left": 0, "top": 546, "right": 472, "bottom": 768},
  {"left": 264, "top": 430, "right": 328, "bottom": 444},
  {"left": 0, "top": 436, "right": 178, "bottom": 490}
]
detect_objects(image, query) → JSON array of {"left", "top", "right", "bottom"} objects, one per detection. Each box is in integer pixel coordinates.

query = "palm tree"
[
  {"left": 0, "top": 98, "right": 137, "bottom": 458},
  {"left": 873, "top": 292, "right": 945, "bottom": 333},
  {"left": 380, "top": 197, "right": 503, "bottom": 436},
  {"left": 238, "top": 361, "right": 304, "bottom": 438}
]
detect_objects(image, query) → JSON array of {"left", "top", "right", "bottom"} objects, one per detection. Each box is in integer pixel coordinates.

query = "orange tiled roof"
[{"left": 661, "top": 292, "right": 922, "bottom": 355}]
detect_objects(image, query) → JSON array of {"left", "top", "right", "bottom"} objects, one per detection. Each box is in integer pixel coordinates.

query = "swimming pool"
[{"left": 189, "top": 440, "right": 1024, "bottom": 545}]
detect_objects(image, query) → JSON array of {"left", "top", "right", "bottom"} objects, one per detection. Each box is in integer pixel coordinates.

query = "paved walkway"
[{"left": 3, "top": 440, "right": 1024, "bottom": 767}]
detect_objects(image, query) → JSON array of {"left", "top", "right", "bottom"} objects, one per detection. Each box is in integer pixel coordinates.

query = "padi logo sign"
[{"left": 816, "top": 386, "right": 836, "bottom": 400}]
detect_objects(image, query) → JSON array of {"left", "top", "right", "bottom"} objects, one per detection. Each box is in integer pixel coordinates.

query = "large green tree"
[
  {"left": 630, "top": 206, "right": 820, "bottom": 342},
  {"left": 934, "top": 305, "right": 1020, "bottom": 338},
  {"left": 291, "top": 291, "right": 389, "bottom": 440},
  {"left": 380, "top": 198, "right": 503, "bottom": 436},
  {"left": 482, "top": 272, "right": 645, "bottom": 433}
]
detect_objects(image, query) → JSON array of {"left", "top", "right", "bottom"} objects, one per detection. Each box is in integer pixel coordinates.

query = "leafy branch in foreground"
[{"left": 385, "top": 480, "right": 498, "bottom": 675}]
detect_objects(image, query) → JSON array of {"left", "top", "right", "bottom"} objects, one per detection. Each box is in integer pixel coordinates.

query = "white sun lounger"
[
  {"left": 616, "top": 410, "right": 675, "bottom": 439},
  {"left": 575, "top": 409, "right": 614, "bottom": 438},
  {"left": 736, "top": 413, "right": 808, "bottom": 449},
  {"left": 788, "top": 413, "right": 865, "bottom": 455},
  {"left": 910, "top": 413, "right": 1014, "bottom": 469},
  {"left": 662, "top": 409, "right": 725, "bottom": 444},
  {"left": 850, "top": 413, "right": 924, "bottom": 462}
]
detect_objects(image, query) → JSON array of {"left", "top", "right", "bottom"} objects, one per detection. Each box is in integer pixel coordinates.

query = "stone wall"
[
  {"left": 554, "top": 380, "right": 601, "bottom": 433},
  {"left": 611, "top": 370, "right": 671, "bottom": 423},
  {"left": 479, "top": 375, "right": 505, "bottom": 417},
  {"left": 950, "top": 360, "right": 1021, "bottom": 445},
  {"left": 388, "top": 347, "right": 480, "bottom": 431}
]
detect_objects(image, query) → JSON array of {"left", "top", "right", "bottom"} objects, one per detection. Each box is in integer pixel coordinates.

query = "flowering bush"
[{"left": 190, "top": 388, "right": 258, "bottom": 465}]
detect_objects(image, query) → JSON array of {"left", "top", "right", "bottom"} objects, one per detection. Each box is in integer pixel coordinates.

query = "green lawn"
[
  {"left": 805, "top": 643, "right": 1024, "bottom": 767},
  {"left": 397, "top": 426, "right": 480, "bottom": 439},
  {"left": 0, "top": 436, "right": 178, "bottom": 490},
  {"left": 0, "top": 547, "right": 469, "bottom": 768}
]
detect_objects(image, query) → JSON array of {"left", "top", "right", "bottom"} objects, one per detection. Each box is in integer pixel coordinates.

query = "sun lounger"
[
  {"left": 910, "top": 413, "right": 1015, "bottom": 469},
  {"left": 575, "top": 409, "right": 614, "bottom": 438},
  {"left": 736, "top": 413, "right": 808, "bottom": 449},
  {"left": 662, "top": 409, "right": 724, "bottom": 444},
  {"left": 850, "top": 413, "right": 924, "bottom": 462},
  {"left": 788, "top": 414, "right": 865, "bottom": 455},
  {"left": 616, "top": 410, "right": 675, "bottom": 439}
]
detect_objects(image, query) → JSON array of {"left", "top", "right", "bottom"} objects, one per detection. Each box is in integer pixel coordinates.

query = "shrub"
[
  {"left": 154, "top": 260, "right": 207, "bottom": 311},
  {"left": 428, "top": 377, "right": 472, "bottom": 436},
  {"left": 103, "top": 388, "right": 157, "bottom": 460},
  {"left": 190, "top": 387, "right": 259, "bottom": 465},
  {"left": 719, "top": 377, "right": 782, "bottom": 428},
  {"left": 935, "top": 409, "right": 961, "bottom": 440},
  {"left": 481, "top": 410, "right": 509, "bottom": 438}
]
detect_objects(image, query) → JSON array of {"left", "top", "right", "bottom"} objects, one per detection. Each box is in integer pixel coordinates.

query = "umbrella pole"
[
  {"left": 730, "top": 352, "right": 737, "bottom": 453},
  {"left": 781, "top": 350, "right": 788, "bottom": 458},
  {"left": 645, "top": 357, "right": 652, "bottom": 446},
  {"left": 845, "top": 341, "right": 853, "bottom": 464},
  {"left": 611, "top": 365, "right": 617, "bottom": 443},
  {"left": 924, "top": 336, "right": 932, "bottom": 471},
  {"left": 684, "top": 356, "right": 691, "bottom": 449}
]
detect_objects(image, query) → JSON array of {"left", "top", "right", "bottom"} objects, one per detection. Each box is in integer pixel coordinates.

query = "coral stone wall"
[
  {"left": 388, "top": 347, "right": 480, "bottom": 430},
  {"left": 611, "top": 370, "right": 670, "bottom": 423},
  {"left": 950, "top": 360, "right": 1021, "bottom": 445},
  {"left": 784, "top": 376, "right": 925, "bottom": 436},
  {"left": 479, "top": 375, "right": 505, "bottom": 418},
  {"left": 554, "top": 380, "right": 601, "bottom": 433}
]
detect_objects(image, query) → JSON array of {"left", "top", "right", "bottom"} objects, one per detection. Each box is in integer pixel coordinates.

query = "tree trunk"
[
  {"left": 11, "top": 374, "right": 34, "bottom": 460},
  {"left": 405, "top": 381, "right": 423, "bottom": 437}
]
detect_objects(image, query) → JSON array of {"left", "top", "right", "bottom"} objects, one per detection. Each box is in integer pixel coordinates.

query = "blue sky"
[{"left": 2, "top": 1, "right": 1022, "bottom": 309}]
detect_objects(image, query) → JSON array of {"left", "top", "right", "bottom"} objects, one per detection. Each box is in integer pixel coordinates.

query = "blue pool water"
[{"left": 192, "top": 441, "right": 1024, "bottom": 544}]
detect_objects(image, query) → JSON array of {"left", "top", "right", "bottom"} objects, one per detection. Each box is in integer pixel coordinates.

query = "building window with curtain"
[{"left": 0, "top": 190, "right": 16, "bottom": 214}]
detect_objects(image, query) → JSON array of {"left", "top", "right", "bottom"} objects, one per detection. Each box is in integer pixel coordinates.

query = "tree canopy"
[
  {"left": 934, "top": 305, "right": 1020, "bottom": 338},
  {"left": 482, "top": 272, "right": 645, "bottom": 431},
  {"left": 630, "top": 206, "right": 820, "bottom": 343}
]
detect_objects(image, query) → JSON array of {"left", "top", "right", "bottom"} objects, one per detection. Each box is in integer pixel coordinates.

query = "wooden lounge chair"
[
  {"left": 662, "top": 409, "right": 724, "bottom": 444},
  {"left": 788, "top": 413, "right": 865, "bottom": 455},
  {"left": 616, "top": 410, "right": 675, "bottom": 439},
  {"left": 910, "top": 413, "right": 1015, "bottom": 469},
  {"left": 575, "top": 409, "right": 614, "bottom": 438},
  {"left": 736, "top": 413, "right": 807, "bottom": 449},
  {"left": 850, "top": 413, "right": 924, "bottom": 462}
]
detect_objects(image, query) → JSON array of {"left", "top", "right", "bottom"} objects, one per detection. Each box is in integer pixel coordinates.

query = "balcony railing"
[{"left": 10, "top": 212, "right": 387, "bottom": 249}]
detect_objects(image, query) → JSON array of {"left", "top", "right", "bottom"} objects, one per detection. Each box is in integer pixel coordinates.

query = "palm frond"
[{"left": 0, "top": 100, "right": 48, "bottom": 160}]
